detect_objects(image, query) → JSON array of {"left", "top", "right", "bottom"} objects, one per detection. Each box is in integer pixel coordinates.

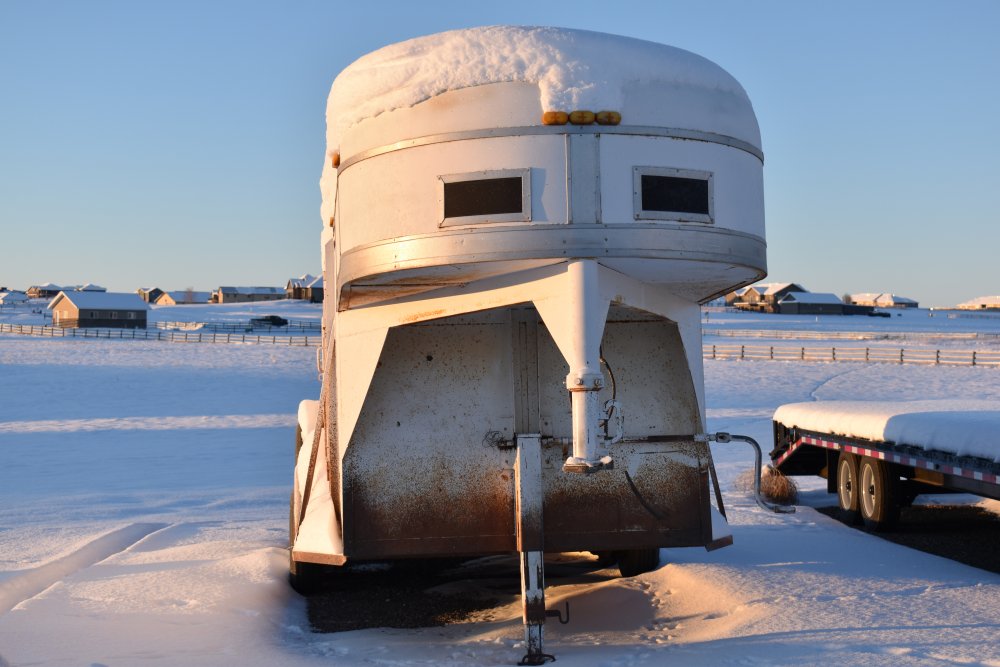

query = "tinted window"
[
  {"left": 640, "top": 175, "right": 710, "bottom": 215},
  {"left": 444, "top": 177, "right": 523, "bottom": 219}
]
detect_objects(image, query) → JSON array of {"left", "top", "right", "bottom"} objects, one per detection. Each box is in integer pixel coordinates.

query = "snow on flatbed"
[{"left": 774, "top": 400, "right": 1000, "bottom": 463}]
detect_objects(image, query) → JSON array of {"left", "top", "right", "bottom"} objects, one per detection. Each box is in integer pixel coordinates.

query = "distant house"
[
  {"left": 155, "top": 290, "right": 212, "bottom": 306},
  {"left": 850, "top": 293, "right": 919, "bottom": 309},
  {"left": 212, "top": 286, "right": 284, "bottom": 304},
  {"left": 27, "top": 283, "right": 64, "bottom": 299},
  {"left": 305, "top": 275, "right": 323, "bottom": 303},
  {"left": 724, "top": 286, "right": 753, "bottom": 307},
  {"left": 776, "top": 292, "right": 845, "bottom": 315},
  {"left": 74, "top": 283, "right": 107, "bottom": 292},
  {"left": 0, "top": 290, "right": 29, "bottom": 305},
  {"left": 286, "top": 274, "right": 316, "bottom": 300},
  {"left": 956, "top": 296, "right": 1000, "bottom": 311},
  {"left": 137, "top": 287, "right": 165, "bottom": 303},
  {"left": 48, "top": 291, "right": 149, "bottom": 328},
  {"left": 728, "top": 282, "right": 806, "bottom": 313}
]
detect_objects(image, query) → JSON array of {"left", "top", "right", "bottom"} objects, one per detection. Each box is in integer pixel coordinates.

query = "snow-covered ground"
[{"left": 1, "top": 318, "right": 999, "bottom": 666}]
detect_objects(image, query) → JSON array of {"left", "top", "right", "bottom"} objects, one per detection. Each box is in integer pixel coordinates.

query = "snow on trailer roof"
[
  {"left": 773, "top": 400, "right": 1000, "bottom": 463},
  {"left": 326, "top": 26, "right": 760, "bottom": 151}
]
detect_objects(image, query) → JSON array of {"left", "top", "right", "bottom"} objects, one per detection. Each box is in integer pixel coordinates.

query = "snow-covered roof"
[
  {"left": 778, "top": 291, "right": 843, "bottom": 305},
  {"left": 747, "top": 282, "right": 804, "bottom": 296},
  {"left": 287, "top": 275, "right": 316, "bottom": 289},
  {"left": 75, "top": 283, "right": 107, "bottom": 292},
  {"left": 0, "top": 291, "right": 28, "bottom": 303},
  {"left": 327, "top": 26, "right": 759, "bottom": 151},
  {"left": 957, "top": 295, "right": 1000, "bottom": 309},
  {"left": 160, "top": 291, "right": 211, "bottom": 304},
  {"left": 850, "top": 293, "right": 918, "bottom": 306},
  {"left": 31, "top": 282, "right": 62, "bottom": 290},
  {"left": 306, "top": 276, "right": 324, "bottom": 289},
  {"left": 218, "top": 286, "right": 283, "bottom": 295},
  {"left": 774, "top": 400, "right": 1000, "bottom": 463},
  {"left": 48, "top": 291, "right": 149, "bottom": 311}
]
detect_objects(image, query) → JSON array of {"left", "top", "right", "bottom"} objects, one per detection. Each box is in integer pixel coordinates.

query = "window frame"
[
  {"left": 438, "top": 168, "right": 531, "bottom": 227},
  {"left": 632, "top": 166, "right": 714, "bottom": 224}
]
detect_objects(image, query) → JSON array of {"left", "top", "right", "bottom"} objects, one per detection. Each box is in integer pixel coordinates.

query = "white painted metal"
[{"left": 298, "top": 27, "right": 765, "bottom": 581}]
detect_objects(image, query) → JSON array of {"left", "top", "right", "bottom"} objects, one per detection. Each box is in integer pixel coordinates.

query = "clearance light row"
[
  {"left": 542, "top": 110, "right": 621, "bottom": 126},
  {"left": 328, "top": 109, "right": 624, "bottom": 169}
]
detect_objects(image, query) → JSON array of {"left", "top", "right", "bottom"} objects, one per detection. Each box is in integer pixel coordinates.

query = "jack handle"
[{"left": 705, "top": 432, "right": 796, "bottom": 514}]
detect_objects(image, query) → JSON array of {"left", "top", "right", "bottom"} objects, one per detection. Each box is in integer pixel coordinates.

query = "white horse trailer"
[{"left": 292, "top": 26, "right": 772, "bottom": 662}]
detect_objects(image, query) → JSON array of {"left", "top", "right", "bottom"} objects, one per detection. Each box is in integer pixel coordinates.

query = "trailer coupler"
[{"left": 704, "top": 432, "right": 796, "bottom": 514}]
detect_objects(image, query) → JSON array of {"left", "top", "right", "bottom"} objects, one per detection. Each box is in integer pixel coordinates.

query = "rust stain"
[{"left": 399, "top": 308, "right": 447, "bottom": 324}]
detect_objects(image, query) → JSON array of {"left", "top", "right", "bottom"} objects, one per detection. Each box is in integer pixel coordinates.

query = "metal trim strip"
[
  {"left": 337, "top": 224, "right": 767, "bottom": 294},
  {"left": 338, "top": 125, "right": 764, "bottom": 173}
]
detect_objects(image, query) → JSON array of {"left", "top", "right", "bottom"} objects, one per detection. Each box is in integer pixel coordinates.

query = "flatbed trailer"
[{"left": 771, "top": 401, "right": 1000, "bottom": 530}]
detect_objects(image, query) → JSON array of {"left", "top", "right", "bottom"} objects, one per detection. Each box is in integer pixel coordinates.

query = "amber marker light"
[
  {"left": 331, "top": 151, "right": 341, "bottom": 168},
  {"left": 542, "top": 111, "right": 569, "bottom": 125},
  {"left": 568, "top": 110, "right": 595, "bottom": 125},
  {"left": 595, "top": 111, "right": 621, "bottom": 126}
]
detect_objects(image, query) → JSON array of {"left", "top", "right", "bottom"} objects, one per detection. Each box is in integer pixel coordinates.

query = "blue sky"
[{"left": 1, "top": 1, "right": 997, "bottom": 307}]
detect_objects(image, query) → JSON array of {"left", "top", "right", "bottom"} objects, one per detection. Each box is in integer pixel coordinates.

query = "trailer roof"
[
  {"left": 327, "top": 26, "right": 759, "bottom": 152},
  {"left": 774, "top": 400, "right": 1000, "bottom": 463}
]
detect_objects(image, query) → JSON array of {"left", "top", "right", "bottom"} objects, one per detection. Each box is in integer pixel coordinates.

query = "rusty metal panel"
[
  {"left": 340, "top": 305, "right": 715, "bottom": 560},
  {"left": 541, "top": 440, "right": 711, "bottom": 551}
]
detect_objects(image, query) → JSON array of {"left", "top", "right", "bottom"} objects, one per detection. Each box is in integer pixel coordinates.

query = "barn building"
[
  {"left": 776, "top": 291, "right": 845, "bottom": 315},
  {"left": 212, "top": 286, "right": 284, "bottom": 304},
  {"left": 48, "top": 291, "right": 149, "bottom": 328},
  {"left": 155, "top": 291, "right": 212, "bottom": 306},
  {"left": 849, "top": 293, "right": 919, "bottom": 309}
]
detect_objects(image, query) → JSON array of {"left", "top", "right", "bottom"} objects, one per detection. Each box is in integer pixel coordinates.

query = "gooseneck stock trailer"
[{"left": 290, "top": 26, "right": 779, "bottom": 663}]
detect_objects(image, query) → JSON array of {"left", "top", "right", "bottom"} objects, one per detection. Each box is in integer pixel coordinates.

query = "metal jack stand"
[{"left": 515, "top": 434, "right": 568, "bottom": 665}]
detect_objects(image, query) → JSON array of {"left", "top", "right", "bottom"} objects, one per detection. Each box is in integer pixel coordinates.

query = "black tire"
[
  {"left": 858, "top": 457, "right": 900, "bottom": 531},
  {"left": 836, "top": 451, "right": 862, "bottom": 525},
  {"left": 615, "top": 548, "right": 660, "bottom": 577}
]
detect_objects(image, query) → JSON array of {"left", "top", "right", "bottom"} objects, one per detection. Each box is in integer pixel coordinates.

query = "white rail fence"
[
  {"left": 3, "top": 323, "right": 999, "bottom": 365},
  {"left": 704, "top": 343, "right": 1000, "bottom": 367},
  {"left": 703, "top": 328, "right": 1000, "bottom": 342},
  {"left": 0, "top": 323, "right": 316, "bottom": 346}
]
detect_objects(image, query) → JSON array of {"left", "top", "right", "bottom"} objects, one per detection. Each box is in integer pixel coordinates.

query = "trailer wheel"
[
  {"left": 616, "top": 548, "right": 660, "bottom": 577},
  {"left": 836, "top": 451, "right": 862, "bottom": 524},
  {"left": 858, "top": 457, "right": 900, "bottom": 531}
]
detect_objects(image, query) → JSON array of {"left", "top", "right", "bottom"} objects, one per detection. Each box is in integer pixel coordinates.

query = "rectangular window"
[
  {"left": 633, "top": 167, "right": 713, "bottom": 224},
  {"left": 110, "top": 312, "right": 119, "bottom": 319},
  {"left": 439, "top": 169, "right": 531, "bottom": 226},
  {"left": 128, "top": 312, "right": 136, "bottom": 319}
]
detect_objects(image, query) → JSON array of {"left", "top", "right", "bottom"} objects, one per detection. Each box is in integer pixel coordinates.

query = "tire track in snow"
[
  {"left": 807, "top": 366, "right": 868, "bottom": 402},
  {"left": 0, "top": 522, "right": 169, "bottom": 615}
]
